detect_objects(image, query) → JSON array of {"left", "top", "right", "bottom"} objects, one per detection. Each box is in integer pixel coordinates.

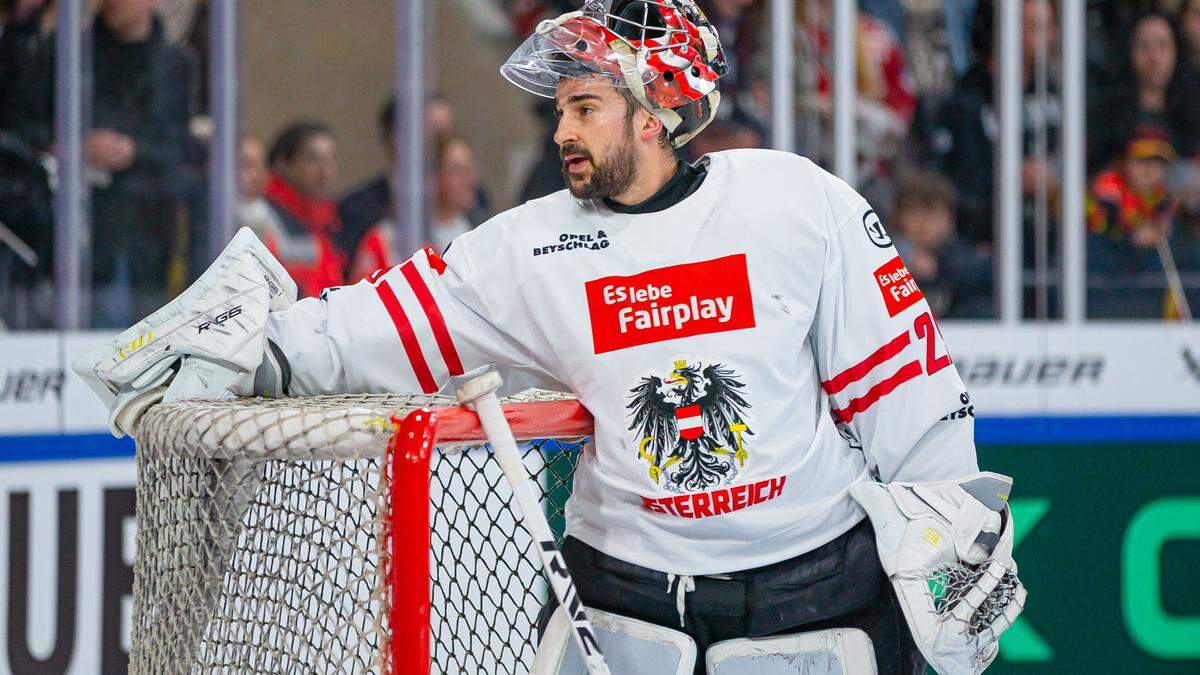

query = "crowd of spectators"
[
  {"left": 2, "top": 0, "right": 1199, "bottom": 327},
  {"left": 0, "top": 0, "right": 491, "bottom": 328},
  {"left": 239, "top": 103, "right": 489, "bottom": 304},
  {"left": 673, "top": 0, "right": 1200, "bottom": 319}
]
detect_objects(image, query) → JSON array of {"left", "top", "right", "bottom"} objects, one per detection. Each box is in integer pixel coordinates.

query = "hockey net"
[{"left": 130, "top": 391, "right": 592, "bottom": 674}]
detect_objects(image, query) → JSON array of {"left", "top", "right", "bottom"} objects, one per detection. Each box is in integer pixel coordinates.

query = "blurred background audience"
[
  {"left": 3, "top": 0, "right": 1200, "bottom": 327},
  {"left": 1089, "top": 11, "right": 1200, "bottom": 168},
  {"left": 11, "top": 0, "right": 195, "bottom": 327},
  {"left": 1086, "top": 124, "right": 1190, "bottom": 317},
  {"left": 0, "top": 0, "right": 55, "bottom": 328},
  {"left": 892, "top": 168, "right": 994, "bottom": 318},
  {"left": 921, "top": 0, "right": 1060, "bottom": 251}
]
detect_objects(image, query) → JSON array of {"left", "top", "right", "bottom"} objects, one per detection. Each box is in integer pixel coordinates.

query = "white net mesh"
[{"left": 131, "top": 393, "right": 586, "bottom": 674}]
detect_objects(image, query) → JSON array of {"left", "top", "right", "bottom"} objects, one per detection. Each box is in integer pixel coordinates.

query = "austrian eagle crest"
[{"left": 626, "top": 358, "right": 754, "bottom": 493}]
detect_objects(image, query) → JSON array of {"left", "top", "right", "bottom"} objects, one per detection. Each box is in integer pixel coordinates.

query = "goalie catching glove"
[
  {"left": 72, "top": 228, "right": 296, "bottom": 437},
  {"left": 849, "top": 472, "right": 1026, "bottom": 675}
]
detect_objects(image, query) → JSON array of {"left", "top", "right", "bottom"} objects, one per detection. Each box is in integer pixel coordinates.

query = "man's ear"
[{"left": 637, "top": 108, "right": 665, "bottom": 144}]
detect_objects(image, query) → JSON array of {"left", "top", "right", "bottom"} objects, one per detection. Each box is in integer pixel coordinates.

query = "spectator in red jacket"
[{"left": 262, "top": 121, "right": 346, "bottom": 298}]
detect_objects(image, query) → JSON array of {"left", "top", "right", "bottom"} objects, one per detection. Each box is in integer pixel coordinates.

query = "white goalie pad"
[
  {"left": 849, "top": 472, "right": 1026, "bottom": 675},
  {"left": 72, "top": 227, "right": 296, "bottom": 436},
  {"left": 706, "top": 628, "right": 877, "bottom": 675},
  {"left": 532, "top": 607, "right": 697, "bottom": 675}
]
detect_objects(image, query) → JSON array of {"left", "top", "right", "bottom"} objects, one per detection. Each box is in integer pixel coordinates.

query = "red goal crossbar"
[{"left": 387, "top": 399, "right": 593, "bottom": 675}]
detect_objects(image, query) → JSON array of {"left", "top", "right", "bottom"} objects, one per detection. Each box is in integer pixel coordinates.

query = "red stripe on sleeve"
[
  {"left": 831, "top": 359, "right": 923, "bottom": 424},
  {"left": 822, "top": 330, "right": 912, "bottom": 395},
  {"left": 400, "top": 260, "right": 465, "bottom": 376},
  {"left": 374, "top": 279, "right": 438, "bottom": 394}
]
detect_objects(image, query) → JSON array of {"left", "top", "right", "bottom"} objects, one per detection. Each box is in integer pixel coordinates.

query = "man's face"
[
  {"left": 1021, "top": 0, "right": 1057, "bottom": 69},
  {"left": 238, "top": 137, "right": 268, "bottom": 200},
  {"left": 1126, "top": 156, "right": 1168, "bottom": 195},
  {"left": 1132, "top": 17, "right": 1176, "bottom": 91},
  {"left": 897, "top": 205, "right": 954, "bottom": 251},
  {"left": 435, "top": 140, "right": 479, "bottom": 216},
  {"left": 279, "top": 133, "right": 337, "bottom": 200},
  {"left": 553, "top": 78, "right": 638, "bottom": 200}
]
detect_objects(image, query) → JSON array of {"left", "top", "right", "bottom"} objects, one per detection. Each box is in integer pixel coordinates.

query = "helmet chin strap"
[{"left": 667, "top": 90, "right": 720, "bottom": 148}]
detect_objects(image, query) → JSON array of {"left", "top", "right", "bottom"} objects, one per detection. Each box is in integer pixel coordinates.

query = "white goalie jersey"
[{"left": 266, "top": 149, "right": 980, "bottom": 575}]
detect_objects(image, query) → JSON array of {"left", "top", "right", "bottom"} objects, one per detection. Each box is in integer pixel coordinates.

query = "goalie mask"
[{"left": 501, "top": 0, "right": 727, "bottom": 148}]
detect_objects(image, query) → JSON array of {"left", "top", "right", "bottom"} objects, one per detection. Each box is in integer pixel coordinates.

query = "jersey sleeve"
[
  {"left": 265, "top": 239, "right": 557, "bottom": 396},
  {"left": 810, "top": 168, "right": 979, "bottom": 483}
]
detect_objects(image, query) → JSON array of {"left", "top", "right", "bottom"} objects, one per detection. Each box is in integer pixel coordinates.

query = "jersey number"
[{"left": 914, "top": 311, "right": 952, "bottom": 375}]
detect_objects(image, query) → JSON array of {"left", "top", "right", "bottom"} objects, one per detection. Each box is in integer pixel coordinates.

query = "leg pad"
[
  {"left": 531, "top": 606, "right": 697, "bottom": 675},
  {"left": 706, "top": 628, "right": 877, "bottom": 675}
]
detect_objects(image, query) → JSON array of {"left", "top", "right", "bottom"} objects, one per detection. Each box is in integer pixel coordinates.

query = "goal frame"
[{"left": 389, "top": 398, "right": 594, "bottom": 674}]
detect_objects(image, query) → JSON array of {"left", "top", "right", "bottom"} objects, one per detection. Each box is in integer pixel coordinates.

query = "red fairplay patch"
[
  {"left": 586, "top": 254, "right": 756, "bottom": 354},
  {"left": 874, "top": 255, "right": 924, "bottom": 317}
]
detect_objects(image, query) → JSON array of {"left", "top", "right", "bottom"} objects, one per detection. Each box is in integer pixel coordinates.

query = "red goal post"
[
  {"left": 131, "top": 392, "right": 592, "bottom": 674},
  {"left": 391, "top": 396, "right": 593, "bottom": 674}
]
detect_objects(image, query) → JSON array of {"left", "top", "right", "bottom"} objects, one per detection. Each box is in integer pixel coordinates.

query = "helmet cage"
[{"left": 500, "top": 0, "right": 727, "bottom": 148}]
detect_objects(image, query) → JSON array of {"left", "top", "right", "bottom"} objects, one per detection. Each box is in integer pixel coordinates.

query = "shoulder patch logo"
[
  {"left": 586, "top": 254, "right": 756, "bottom": 354},
  {"left": 626, "top": 358, "right": 754, "bottom": 494},
  {"left": 863, "top": 209, "right": 892, "bottom": 248},
  {"left": 874, "top": 255, "right": 924, "bottom": 317}
]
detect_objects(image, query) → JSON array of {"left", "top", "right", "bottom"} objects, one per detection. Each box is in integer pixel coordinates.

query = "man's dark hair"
[
  {"left": 379, "top": 92, "right": 451, "bottom": 137},
  {"left": 895, "top": 169, "right": 958, "bottom": 213},
  {"left": 616, "top": 87, "right": 674, "bottom": 154},
  {"left": 268, "top": 121, "right": 333, "bottom": 166}
]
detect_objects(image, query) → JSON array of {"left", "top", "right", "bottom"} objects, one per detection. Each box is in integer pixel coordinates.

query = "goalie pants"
[{"left": 539, "top": 518, "right": 924, "bottom": 675}]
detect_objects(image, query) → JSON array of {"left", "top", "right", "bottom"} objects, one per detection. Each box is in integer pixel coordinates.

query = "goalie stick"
[{"left": 456, "top": 371, "right": 612, "bottom": 675}]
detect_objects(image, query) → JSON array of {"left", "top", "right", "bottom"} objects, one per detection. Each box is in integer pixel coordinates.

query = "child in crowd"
[
  {"left": 1085, "top": 125, "right": 1199, "bottom": 318},
  {"left": 891, "top": 169, "right": 993, "bottom": 318},
  {"left": 1086, "top": 125, "right": 1177, "bottom": 270}
]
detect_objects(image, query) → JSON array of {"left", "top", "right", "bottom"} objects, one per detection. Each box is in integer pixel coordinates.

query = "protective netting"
[{"left": 131, "top": 393, "right": 584, "bottom": 674}]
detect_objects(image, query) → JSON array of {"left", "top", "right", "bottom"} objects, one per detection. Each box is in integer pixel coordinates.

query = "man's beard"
[{"left": 560, "top": 130, "right": 637, "bottom": 200}]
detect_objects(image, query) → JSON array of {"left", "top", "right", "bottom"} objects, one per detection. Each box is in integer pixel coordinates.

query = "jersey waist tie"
[{"left": 666, "top": 573, "right": 696, "bottom": 627}]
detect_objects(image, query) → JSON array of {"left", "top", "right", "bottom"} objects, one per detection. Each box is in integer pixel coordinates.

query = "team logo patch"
[
  {"left": 874, "top": 255, "right": 924, "bottom": 317},
  {"left": 863, "top": 209, "right": 892, "bottom": 248},
  {"left": 626, "top": 358, "right": 754, "bottom": 494},
  {"left": 586, "top": 254, "right": 755, "bottom": 354}
]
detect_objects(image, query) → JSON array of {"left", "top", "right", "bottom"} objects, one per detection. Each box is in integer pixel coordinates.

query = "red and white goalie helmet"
[{"left": 501, "top": 0, "right": 728, "bottom": 148}]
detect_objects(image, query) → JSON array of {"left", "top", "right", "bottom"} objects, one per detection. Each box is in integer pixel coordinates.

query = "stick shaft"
[
  {"left": 1157, "top": 236, "right": 1193, "bottom": 320},
  {"left": 471, "top": 391, "right": 611, "bottom": 675}
]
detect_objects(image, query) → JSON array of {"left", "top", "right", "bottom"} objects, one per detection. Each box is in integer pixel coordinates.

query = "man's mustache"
[{"left": 560, "top": 144, "right": 592, "bottom": 162}]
